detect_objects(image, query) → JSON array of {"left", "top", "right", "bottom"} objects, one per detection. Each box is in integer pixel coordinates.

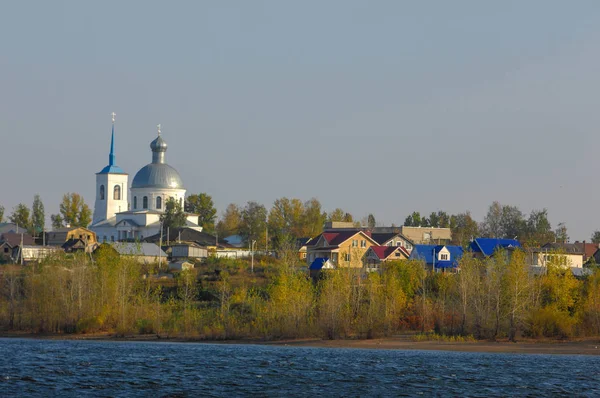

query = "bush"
[
  {"left": 135, "top": 319, "right": 155, "bottom": 335},
  {"left": 529, "top": 307, "right": 576, "bottom": 338},
  {"left": 76, "top": 316, "right": 104, "bottom": 334}
]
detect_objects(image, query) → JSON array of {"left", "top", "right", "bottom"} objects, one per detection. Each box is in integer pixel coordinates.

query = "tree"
[
  {"left": 185, "top": 193, "right": 217, "bottom": 233},
  {"left": 302, "top": 198, "right": 327, "bottom": 237},
  {"left": 404, "top": 211, "right": 421, "bottom": 227},
  {"left": 555, "top": 222, "right": 569, "bottom": 243},
  {"left": 160, "top": 198, "right": 187, "bottom": 230},
  {"left": 9, "top": 204, "right": 31, "bottom": 231},
  {"left": 450, "top": 212, "right": 479, "bottom": 247},
  {"left": 216, "top": 203, "right": 242, "bottom": 237},
  {"left": 0, "top": 205, "right": 4, "bottom": 223},
  {"left": 51, "top": 214, "right": 64, "bottom": 230},
  {"left": 481, "top": 201, "right": 525, "bottom": 239},
  {"left": 268, "top": 197, "right": 305, "bottom": 247},
  {"left": 524, "top": 209, "right": 554, "bottom": 247},
  {"left": 240, "top": 201, "right": 267, "bottom": 246},
  {"left": 367, "top": 214, "right": 376, "bottom": 229},
  {"left": 54, "top": 193, "right": 91, "bottom": 228},
  {"left": 31, "top": 194, "right": 45, "bottom": 235},
  {"left": 327, "top": 208, "right": 353, "bottom": 223},
  {"left": 592, "top": 231, "right": 600, "bottom": 245}
]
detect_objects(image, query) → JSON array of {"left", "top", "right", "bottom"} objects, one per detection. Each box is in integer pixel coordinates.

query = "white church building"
[{"left": 90, "top": 115, "right": 200, "bottom": 242}]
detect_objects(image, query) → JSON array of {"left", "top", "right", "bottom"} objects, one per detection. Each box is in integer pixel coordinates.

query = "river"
[{"left": 0, "top": 338, "right": 599, "bottom": 396}]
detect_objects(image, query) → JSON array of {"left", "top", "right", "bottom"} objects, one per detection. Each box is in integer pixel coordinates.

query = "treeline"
[{"left": 1, "top": 249, "right": 600, "bottom": 341}]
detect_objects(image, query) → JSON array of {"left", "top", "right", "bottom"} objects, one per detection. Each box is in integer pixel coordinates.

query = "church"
[{"left": 90, "top": 114, "right": 201, "bottom": 242}]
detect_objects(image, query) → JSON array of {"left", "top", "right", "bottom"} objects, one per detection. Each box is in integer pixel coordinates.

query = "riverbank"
[{"left": 2, "top": 332, "right": 600, "bottom": 355}]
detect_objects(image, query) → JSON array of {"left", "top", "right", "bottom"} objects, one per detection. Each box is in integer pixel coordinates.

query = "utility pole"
[
  {"left": 158, "top": 222, "right": 163, "bottom": 270},
  {"left": 251, "top": 240, "right": 256, "bottom": 273},
  {"left": 20, "top": 233, "right": 23, "bottom": 265}
]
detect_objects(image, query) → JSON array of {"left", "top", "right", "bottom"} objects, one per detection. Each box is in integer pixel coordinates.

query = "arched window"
[
  {"left": 143, "top": 196, "right": 148, "bottom": 209},
  {"left": 156, "top": 196, "right": 162, "bottom": 209},
  {"left": 113, "top": 185, "right": 121, "bottom": 200},
  {"left": 100, "top": 185, "right": 105, "bottom": 200},
  {"left": 133, "top": 196, "right": 137, "bottom": 209}
]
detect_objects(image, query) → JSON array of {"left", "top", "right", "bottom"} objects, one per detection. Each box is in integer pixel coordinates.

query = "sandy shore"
[{"left": 2, "top": 332, "right": 600, "bottom": 356}]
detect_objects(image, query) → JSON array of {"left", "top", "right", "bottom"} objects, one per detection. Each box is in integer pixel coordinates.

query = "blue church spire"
[
  {"left": 109, "top": 112, "right": 116, "bottom": 166},
  {"left": 98, "top": 112, "right": 126, "bottom": 174}
]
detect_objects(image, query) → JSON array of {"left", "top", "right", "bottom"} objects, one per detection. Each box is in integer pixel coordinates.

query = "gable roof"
[
  {"left": 0, "top": 223, "right": 27, "bottom": 235},
  {"left": 322, "top": 230, "right": 376, "bottom": 247},
  {"left": 470, "top": 238, "right": 522, "bottom": 257},
  {"left": 0, "top": 232, "right": 35, "bottom": 247},
  {"left": 370, "top": 232, "right": 412, "bottom": 246},
  {"left": 369, "top": 245, "right": 409, "bottom": 260},
  {"left": 409, "top": 245, "right": 464, "bottom": 268},
  {"left": 143, "top": 227, "right": 232, "bottom": 248},
  {"left": 542, "top": 242, "right": 598, "bottom": 258},
  {"left": 309, "top": 257, "right": 333, "bottom": 270}
]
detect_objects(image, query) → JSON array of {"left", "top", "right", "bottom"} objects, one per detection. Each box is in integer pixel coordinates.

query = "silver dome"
[
  {"left": 150, "top": 136, "right": 167, "bottom": 152},
  {"left": 131, "top": 163, "right": 184, "bottom": 189}
]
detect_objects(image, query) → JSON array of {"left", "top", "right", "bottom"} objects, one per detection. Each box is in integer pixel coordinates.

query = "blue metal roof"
[
  {"left": 409, "top": 245, "right": 463, "bottom": 268},
  {"left": 98, "top": 164, "right": 126, "bottom": 174},
  {"left": 470, "top": 238, "right": 522, "bottom": 257},
  {"left": 309, "top": 257, "right": 330, "bottom": 270}
]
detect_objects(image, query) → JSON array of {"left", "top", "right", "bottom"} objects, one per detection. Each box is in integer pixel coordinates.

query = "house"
[
  {"left": 0, "top": 232, "right": 35, "bottom": 263},
  {"left": 409, "top": 244, "right": 464, "bottom": 271},
  {"left": 469, "top": 238, "right": 522, "bottom": 258},
  {"left": 305, "top": 230, "right": 378, "bottom": 268},
  {"left": 108, "top": 242, "right": 167, "bottom": 264},
  {"left": 364, "top": 245, "right": 410, "bottom": 272},
  {"left": 399, "top": 226, "right": 452, "bottom": 245},
  {"left": 309, "top": 257, "right": 334, "bottom": 280},
  {"left": 46, "top": 227, "right": 98, "bottom": 251},
  {"left": 62, "top": 239, "right": 90, "bottom": 253},
  {"left": 542, "top": 242, "right": 598, "bottom": 263},
  {"left": 144, "top": 227, "right": 230, "bottom": 250},
  {"left": 168, "top": 260, "right": 194, "bottom": 271},
  {"left": 296, "top": 237, "right": 312, "bottom": 260},
  {"left": 370, "top": 232, "right": 414, "bottom": 253},
  {"left": 171, "top": 242, "right": 208, "bottom": 260}
]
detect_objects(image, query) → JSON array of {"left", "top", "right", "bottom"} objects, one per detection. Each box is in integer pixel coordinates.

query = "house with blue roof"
[
  {"left": 469, "top": 238, "right": 522, "bottom": 258},
  {"left": 409, "top": 244, "right": 464, "bottom": 271}
]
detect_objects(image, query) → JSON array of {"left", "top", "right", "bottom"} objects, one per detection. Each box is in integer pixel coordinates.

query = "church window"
[
  {"left": 100, "top": 185, "right": 105, "bottom": 200},
  {"left": 133, "top": 196, "right": 137, "bottom": 209},
  {"left": 156, "top": 196, "right": 162, "bottom": 209},
  {"left": 114, "top": 185, "right": 121, "bottom": 200},
  {"left": 143, "top": 196, "right": 148, "bottom": 209}
]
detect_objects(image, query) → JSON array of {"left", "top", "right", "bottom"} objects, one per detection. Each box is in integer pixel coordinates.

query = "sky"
[{"left": 2, "top": 1, "right": 600, "bottom": 240}]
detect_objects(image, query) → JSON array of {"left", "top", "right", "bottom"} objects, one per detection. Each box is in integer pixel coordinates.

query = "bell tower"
[{"left": 92, "top": 112, "right": 129, "bottom": 225}]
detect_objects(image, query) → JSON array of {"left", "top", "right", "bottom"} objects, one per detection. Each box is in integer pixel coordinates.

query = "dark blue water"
[{"left": 0, "top": 339, "right": 599, "bottom": 397}]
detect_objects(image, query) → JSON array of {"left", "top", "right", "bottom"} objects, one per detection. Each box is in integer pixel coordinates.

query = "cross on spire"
[
  {"left": 157, "top": 123, "right": 162, "bottom": 136},
  {"left": 111, "top": 112, "right": 116, "bottom": 124}
]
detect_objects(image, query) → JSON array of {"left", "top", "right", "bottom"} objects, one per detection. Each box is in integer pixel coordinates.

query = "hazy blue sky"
[{"left": 2, "top": 1, "right": 600, "bottom": 240}]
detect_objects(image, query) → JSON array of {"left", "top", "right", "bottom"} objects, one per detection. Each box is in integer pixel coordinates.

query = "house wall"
[
  {"left": 130, "top": 187, "right": 186, "bottom": 211},
  {"left": 400, "top": 227, "right": 451, "bottom": 244},
  {"left": 531, "top": 252, "right": 583, "bottom": 268},
  {"left": 47, "top": 228, "right": 97, "bottom": 246},
  {"left": 172, "top": 245, "right": 208, "bottom": 259},
  {"left": 336, "top": 234, "right": 375, "bottom": 268}
]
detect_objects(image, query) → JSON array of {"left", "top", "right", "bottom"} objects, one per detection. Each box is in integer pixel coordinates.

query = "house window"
[
  {"left": 114, "top": 185, "right": 121, "bottom": 200},
  {"left": 156, "top": 196, "right": 162, "bottom": 209},
  {"left": 352, "top": 240, "right": 358, "bottom": 247},
  {"left": 406, "top": 243, "right": 412, "bottom": 250},
  {"left": 395, "top": 252, "right": 401, "bottom": 257},
  {"left": 344, "top": 253, "right": 351, "bottom": 261},
  {"left": 100, "top": 185, "right": 105, "bottom": 200},
  {"left": 441, "top": 254, "right": 448, "bottom": 260},
  {"left": 134, "top": 196, "right": 137, "bottom": 209},
  {"left": 143, "top": 196, "right": 148, "bottom": 209},
  {"left": 3, "top": 248, "right": 8, "bottom": 253},
  {"left": 396, "top": 241, "right": 402, "bottom": 247},
  {"left": 360, "top": 240, "right": 366, "bottom": 248}
]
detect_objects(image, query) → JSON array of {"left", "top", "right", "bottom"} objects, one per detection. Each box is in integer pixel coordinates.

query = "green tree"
[
  {"left": 481, "top": 201, "right": 525, "bottom": 239},
  {"left": 51, "top": 214, "right": 64, "bottom": 230},
  {"left": 240, "top": 201, "right": 267, "bottom": 246},
  {"left": 0, "top": 205, "right": 4, "bottom": 223},
  {"left": 54, "top": 193, "right": 91, "bottom": 228},
  {"left": 592, "top": 230, "right": 600, "bottom": 245},
  {"left": 327, "top": 208, "right": 353, "bottom": 223},
  {"left": 9, "top": 204, "right": 31, "bottom": 231},
  {"left": 216, "top": 203, "right": 242, "bottom": 237},
  {"left": 404, "top": 211, "right": 422, "bottom": 227},
  {"left": 302, "top": 198, "right": 327, "bottom": 237},
  {"left": 185, "top": 193, "right": 217, "bottom": 233},
  {"left": 367, "top": 214, "right": 376, "bottom": 229},
  {"left": 450, "top": 212, "right": 479, "bottom": 246},
  {"left": 555, "top": 222, "right": 569, "bottom": 244},
  {"left": 31, "top": 194, "right": 45, "bottom": 235},
  {"left": 268, "top": 197, "right": 305, "bottom": 248},
  {"left": 524, "top": 209, "right": 554, "bottom": 246},
  {"left": 160, "top": 198, "right": 187, "bottom": 230}
]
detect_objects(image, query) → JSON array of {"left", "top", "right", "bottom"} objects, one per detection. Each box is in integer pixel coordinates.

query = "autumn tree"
[
  {"left": 160, "top": 198, "right": 187, "bottom": 230},
  {"left": 481, "top": 201, "right": 525, "bottom": 239},
  {"left": 302, "top": 198, "right": 327, "bottom": 237},
  {"left": 268, "top": 197, "right": 305, "bottom": 248},
  {"left": 31, "top": 194, "right": 45, "bottom": 235},
  {"left": 327, "top": 208, "right": 353, "bottom": 223},
  {"left": 450, "top": 212, "right": 479, "bottom": 246},
  {"left": 185, "top": 193, "right": 217, "bottom": 233},
  {"left": 9, "top": 204, "right": 31, "bottom": 231},
  {"left": 216, "top": 203, "right": 242, "bottom": 237},
  {"left": 53, "top": 193, "right": 91, "bottom": 228},
  {"left": 555, "top": 222, "right": 569, "bottom": 244},
  {"left": 240, "top": 201, "right": 267, "bottom": 247},
  {"left": 0, "top": 205, "right": 4, "bottom": 223}
]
